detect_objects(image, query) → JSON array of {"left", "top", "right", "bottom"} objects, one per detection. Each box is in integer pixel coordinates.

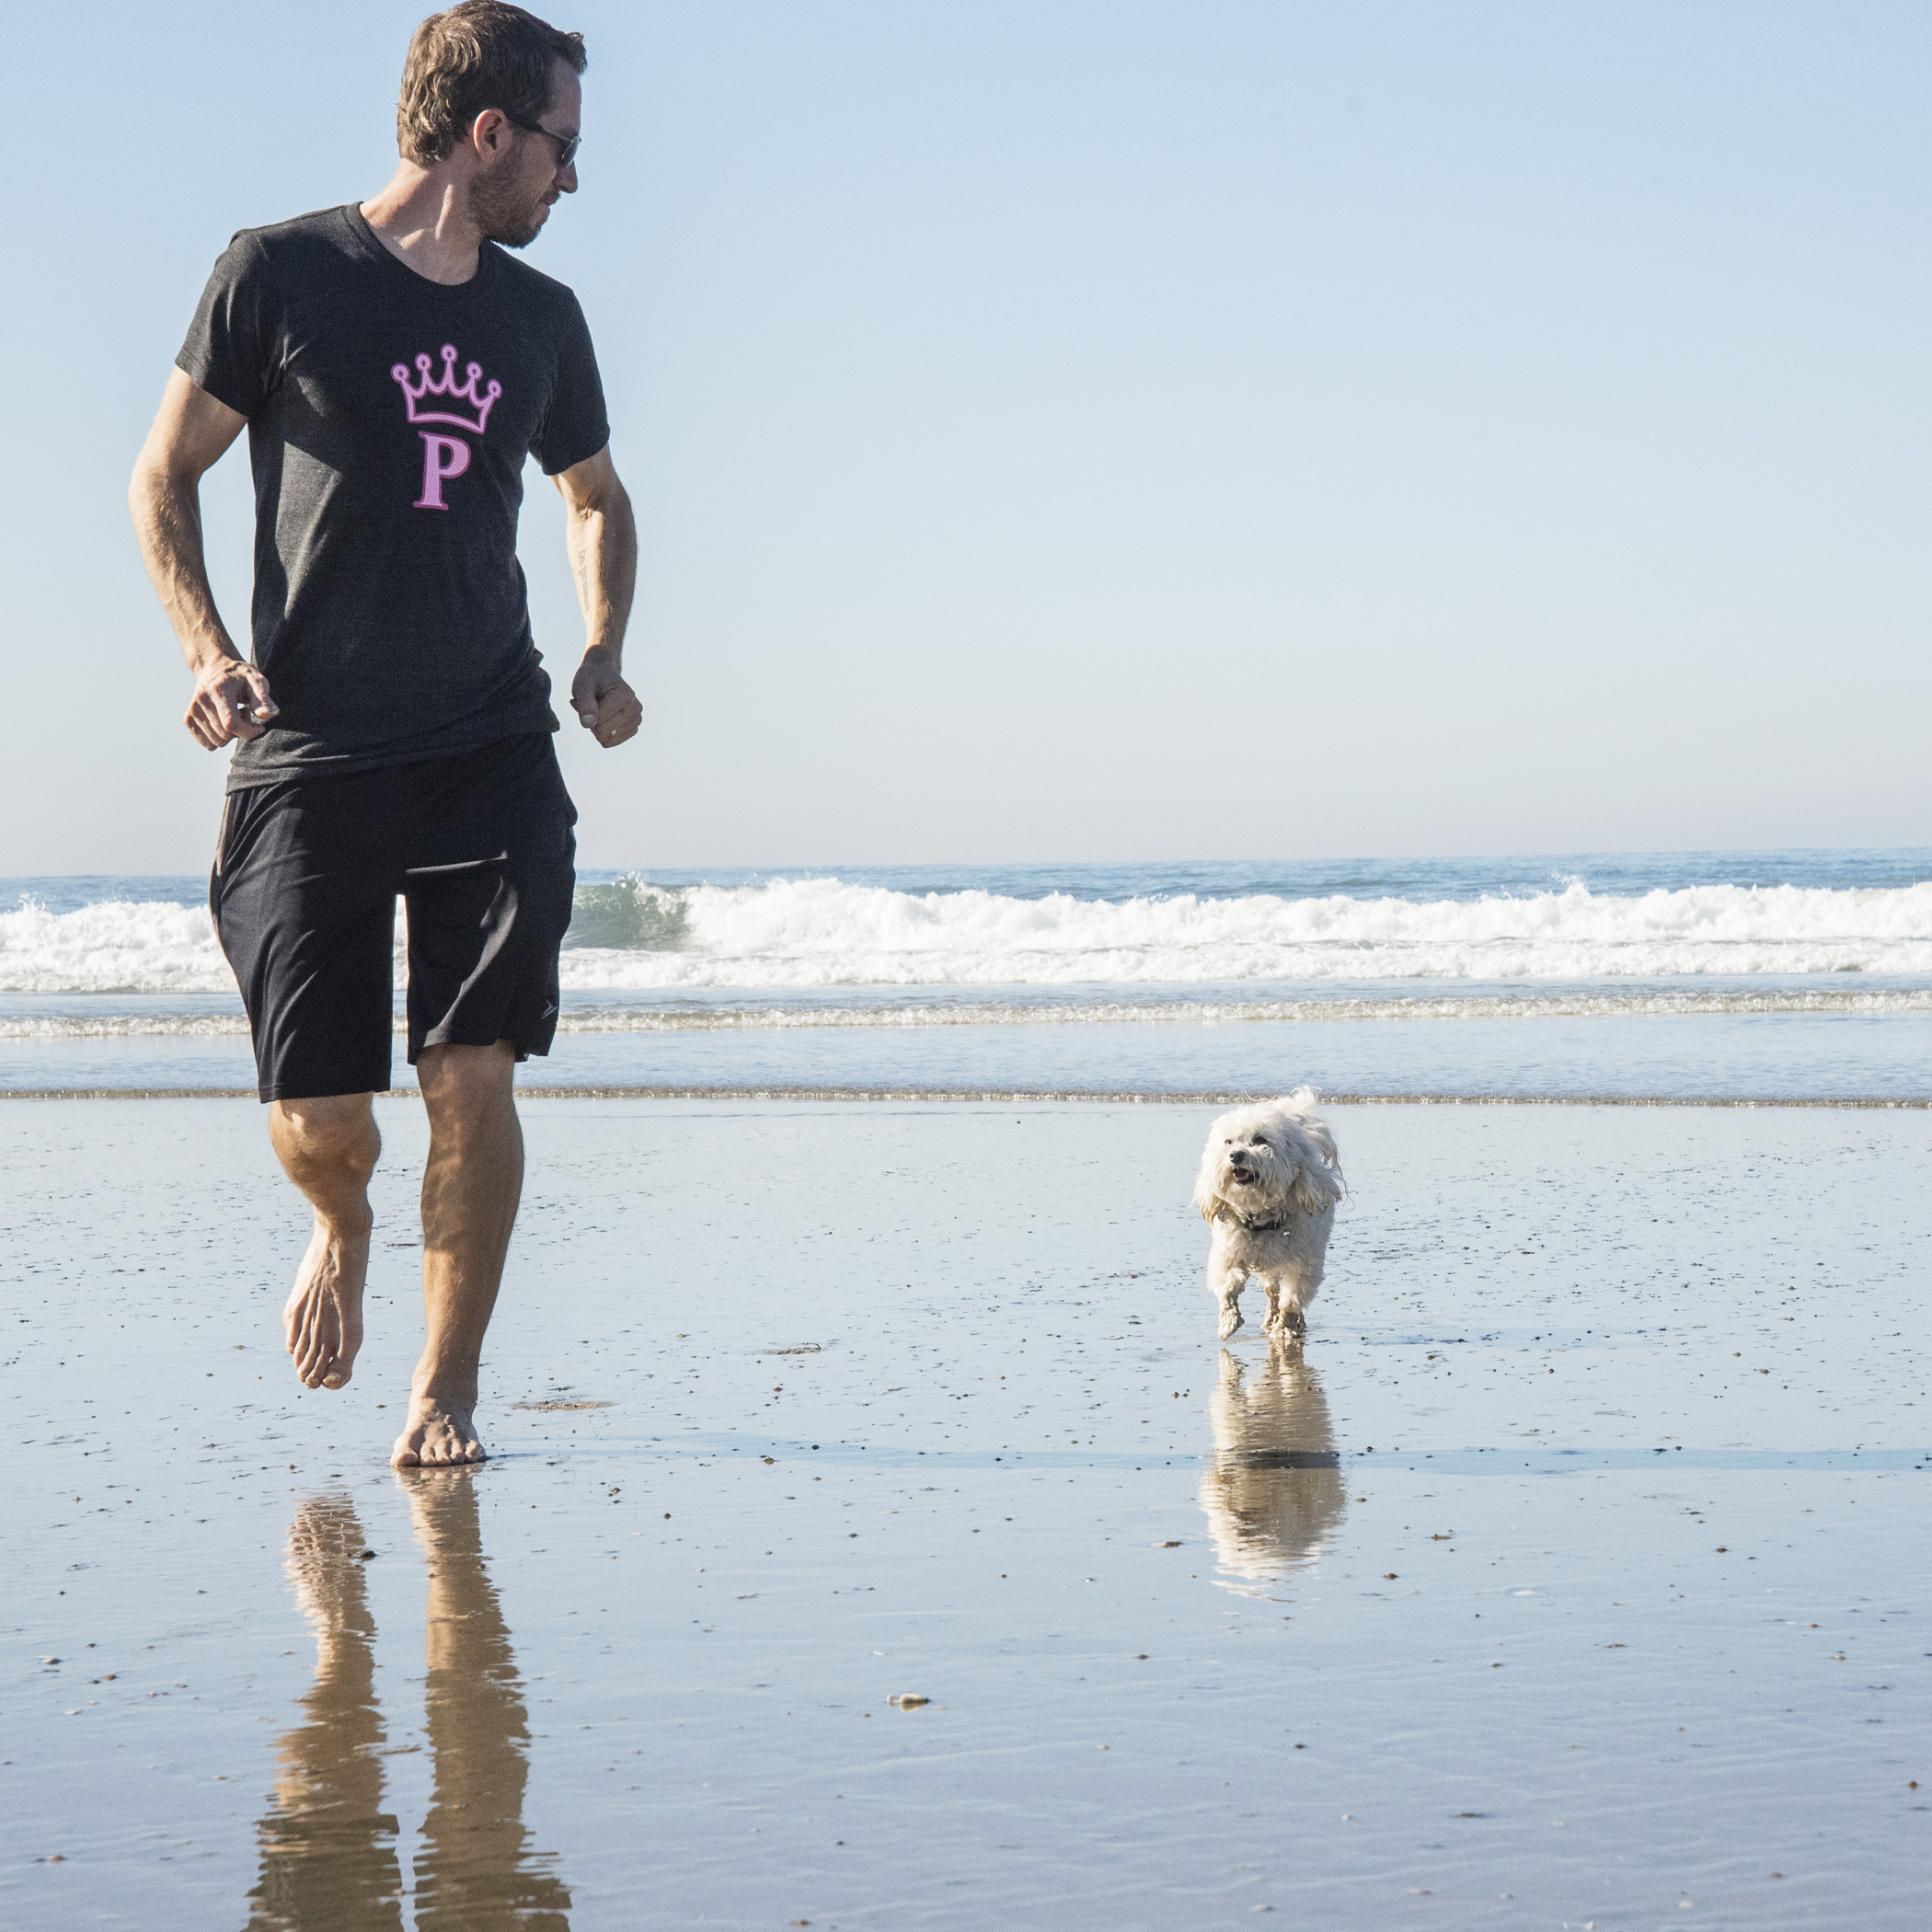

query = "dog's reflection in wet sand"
[
  {"left": 244, "top": 1478, "right": 570, "bottom": 1931},
  {"left": 1198, "top": 1340, "right": 1347, "bottom": 1591}
]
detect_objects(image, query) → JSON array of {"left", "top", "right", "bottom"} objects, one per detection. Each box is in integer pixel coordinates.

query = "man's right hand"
[
  {"left": 131, "top": 370, "right": 260, "bottom": 750},
  {"left": 185, "top": 656, "right": 278, "bottom": 749}
]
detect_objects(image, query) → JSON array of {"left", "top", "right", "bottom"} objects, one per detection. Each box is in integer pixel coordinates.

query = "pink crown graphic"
[{"left": 390, "top": 343, "right": 502, "bottom": 435}]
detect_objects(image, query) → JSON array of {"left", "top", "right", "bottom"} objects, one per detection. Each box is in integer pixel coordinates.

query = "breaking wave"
[
  {"left": 0, "top": 897, "right": 228, "bottom": 995},
  {"left": 3, "top": 875, "right": 1929, "bottom": 995},
  {"left": 556, "top": 877, "right": 1932, "bottom": 986},
  {"left": 0, "top": 877, "right": 1924, "bottom": 996}
]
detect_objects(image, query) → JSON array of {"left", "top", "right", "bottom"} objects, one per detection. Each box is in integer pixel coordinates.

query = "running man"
[{"left": 129, "top": 3, "right": 637, "bottom": 1466}]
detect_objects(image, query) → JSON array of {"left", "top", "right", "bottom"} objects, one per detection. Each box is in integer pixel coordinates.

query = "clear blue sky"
[{"left": 6, "top": 0, "right": 1926, "bottom": 872}]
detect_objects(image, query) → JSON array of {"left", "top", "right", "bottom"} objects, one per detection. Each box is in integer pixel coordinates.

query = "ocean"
[{"left": 3, "top": 847, "right": 1928, "bottom": 1098}]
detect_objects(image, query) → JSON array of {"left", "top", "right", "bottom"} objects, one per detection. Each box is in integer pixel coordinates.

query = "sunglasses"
[{"left": 505, "top": 113, "right": 581, "bottom": 168}]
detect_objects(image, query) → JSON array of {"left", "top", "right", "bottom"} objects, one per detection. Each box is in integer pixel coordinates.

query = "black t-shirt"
[{"left": 176, "top": 203, "right": 610, "bottom": 788}]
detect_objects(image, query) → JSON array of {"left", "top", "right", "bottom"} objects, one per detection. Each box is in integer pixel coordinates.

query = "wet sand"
[{"left": 5, "top": 1098, "right": 1929, "bottom": 1927}]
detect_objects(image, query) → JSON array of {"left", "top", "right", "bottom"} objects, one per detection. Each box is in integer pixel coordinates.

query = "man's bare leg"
[
  {"left": 270, "top": 1095, "right": 381, "bottom": 1391},
  {"left": 393, "top": 1041, "right": 523, "bottom": 1468}
]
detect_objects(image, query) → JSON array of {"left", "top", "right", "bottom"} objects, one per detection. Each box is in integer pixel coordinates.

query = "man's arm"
[
  {"left": 129, "top": 370, "right": 278, "bottom": 750},
  {"left": 554, "top": 444, "right": 641, "bottom": 749}
]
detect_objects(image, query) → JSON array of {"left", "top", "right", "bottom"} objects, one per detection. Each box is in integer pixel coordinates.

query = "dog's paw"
[{"left": 1218, "top": 1307, "right": 1244, "bottom": 1340}]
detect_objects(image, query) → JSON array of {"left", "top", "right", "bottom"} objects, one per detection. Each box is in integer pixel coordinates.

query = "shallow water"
[
  {"left": 0, "top": 1002, "right": 1928, "bottom": 1099},
  {"left": 5, "top": 1099, "right": 1929, "bottom": 1927}
]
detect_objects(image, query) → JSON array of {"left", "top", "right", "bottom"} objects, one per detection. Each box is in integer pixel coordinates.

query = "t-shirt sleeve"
[
  {"left": 176, "top": 234, "right": 282, "bottom": 418},
  {"left": 531, "top": 294, "right": 611, "bottom": 476}
]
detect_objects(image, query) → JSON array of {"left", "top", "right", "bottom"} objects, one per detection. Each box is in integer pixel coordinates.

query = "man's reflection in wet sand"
[
  {"left": 243, "top": 1478, "right": 569, "bottom": 1930},
  {"left": 1198, "top": 1340, "right": 1348, "bottom": 1591},
  {"left": 408, "top": 1471, "right": 570, "bottom": 1929},
  {"left": 244, "top": 1497, "right": 404, "bottom": 1929}
]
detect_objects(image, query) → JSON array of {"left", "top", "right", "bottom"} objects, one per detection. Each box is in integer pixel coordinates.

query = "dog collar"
[{"left": 1219, "top": 1205, "right": 1291, "bottom": 1234}]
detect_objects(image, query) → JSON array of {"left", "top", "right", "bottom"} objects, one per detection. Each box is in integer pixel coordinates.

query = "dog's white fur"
[{"left": 1190, "top": 1089, "right": 1343, "bottom": 1340}]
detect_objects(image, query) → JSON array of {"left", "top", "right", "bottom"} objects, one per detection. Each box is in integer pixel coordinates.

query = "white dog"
[{"left": 1190, "top": 1089, "right": 1343, "bottom": 1340}]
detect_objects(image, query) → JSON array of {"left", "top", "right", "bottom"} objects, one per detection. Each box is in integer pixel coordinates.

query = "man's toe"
[{"left": 293, "top": 1324, "right": 323, "bottom": 1378}]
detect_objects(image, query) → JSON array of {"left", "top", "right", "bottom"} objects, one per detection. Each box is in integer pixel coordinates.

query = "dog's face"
[
  {"left": 1219, "top": 1115, "right": 1281, "bottom": 1198},
  {"left": 1193, "top": 1099, "right": 1341, "bottom": 1222}
]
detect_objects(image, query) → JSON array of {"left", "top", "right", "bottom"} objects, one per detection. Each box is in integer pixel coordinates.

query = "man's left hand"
[{"left": 570, "top": 650, "right": 641, "bottom": 748}]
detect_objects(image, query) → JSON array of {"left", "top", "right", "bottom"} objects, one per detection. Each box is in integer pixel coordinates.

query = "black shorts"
[{"left": 211, "top": 734, "right": 577, "bottom": 1102}]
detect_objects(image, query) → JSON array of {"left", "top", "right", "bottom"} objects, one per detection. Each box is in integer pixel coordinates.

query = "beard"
[{"left": 468, "top": 168, "right": 549, "bottom": 250}]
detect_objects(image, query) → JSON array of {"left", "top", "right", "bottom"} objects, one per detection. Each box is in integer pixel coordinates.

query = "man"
[{"left": 129, "top": 2, "right": 637, "bottom": 1467}]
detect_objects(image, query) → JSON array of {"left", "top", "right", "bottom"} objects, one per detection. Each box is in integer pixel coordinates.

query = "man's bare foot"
[
  {"left": 392, "top": 1388, "right": 488, "bottom": 1467},
  {"left": 284, "top": 1214, "right": 371, "bottom": 1390}
]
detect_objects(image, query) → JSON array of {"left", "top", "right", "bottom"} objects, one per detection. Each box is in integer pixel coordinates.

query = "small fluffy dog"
[{"left": 1191, "top": 1089, "right": 1343, "bottom": 1340}]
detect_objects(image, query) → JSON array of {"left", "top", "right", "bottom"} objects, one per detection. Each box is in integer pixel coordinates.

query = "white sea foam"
[
  {"left": 0, "top": 1014, "right": 253, "bottom": 1039},
  {"left": 1, "top": 985, "right": 1929, "bottom": 1039},
  {"left": 4, "top": 877, "right": 1929, "bottom": 997},
  {"left": 551, "top": 987, "right": 1932, "bottom": 1027},
  {"left": 0, "top": 898, "right": 231, "bottom": 994},
  {"left": 558, "top": 876, "right": 1932, "bottom": 987}
]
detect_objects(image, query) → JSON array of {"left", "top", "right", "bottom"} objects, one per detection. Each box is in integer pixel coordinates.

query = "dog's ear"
[
  {"left": 1274, "top": 1091, "right": 1340, "bottom": 1167},
  {"left": 1192, "top": 1126, "right": 1229, "bottom": 1221},
  {"left": 1290, "top": 1162, "right": 1340, "bottom": 1214},
  {"left": 1296, "top": 1114, "right": 1340, "bottom": 1169},
  {"left": 1285, "top": 1131, "right": 1343, "bottom": 1214}
]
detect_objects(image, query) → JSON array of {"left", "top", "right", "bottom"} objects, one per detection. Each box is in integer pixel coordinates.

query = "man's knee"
[
  {"left": 418, "top": 1041, "right": 517, "bottom": 1127},
  {"left": 270, "top": 1094, "right": 380, "bottom": 1180}
]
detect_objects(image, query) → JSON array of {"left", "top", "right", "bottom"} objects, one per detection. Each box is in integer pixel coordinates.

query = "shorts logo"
[{"left": 391, "top": 344, "right": 501, "bottom": 511}]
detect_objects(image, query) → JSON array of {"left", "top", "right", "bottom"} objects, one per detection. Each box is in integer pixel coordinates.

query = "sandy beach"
[{"left": 5, "top": 1096, "right": 1927, "bottom": 1927}]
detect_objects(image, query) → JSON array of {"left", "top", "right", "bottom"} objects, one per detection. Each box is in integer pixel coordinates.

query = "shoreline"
[{"left": 0, "top": 1084, "right": 1926, "bottom": 1106}]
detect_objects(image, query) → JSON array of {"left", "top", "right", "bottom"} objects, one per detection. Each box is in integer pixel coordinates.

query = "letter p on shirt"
[{"left": 414, "top": 431, "right": 472, "bottom": 511}]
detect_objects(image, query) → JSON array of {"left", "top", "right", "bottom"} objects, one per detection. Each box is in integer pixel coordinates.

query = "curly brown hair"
[{"left": 397, "top": 2, "right": 586, "bottom": 166}]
